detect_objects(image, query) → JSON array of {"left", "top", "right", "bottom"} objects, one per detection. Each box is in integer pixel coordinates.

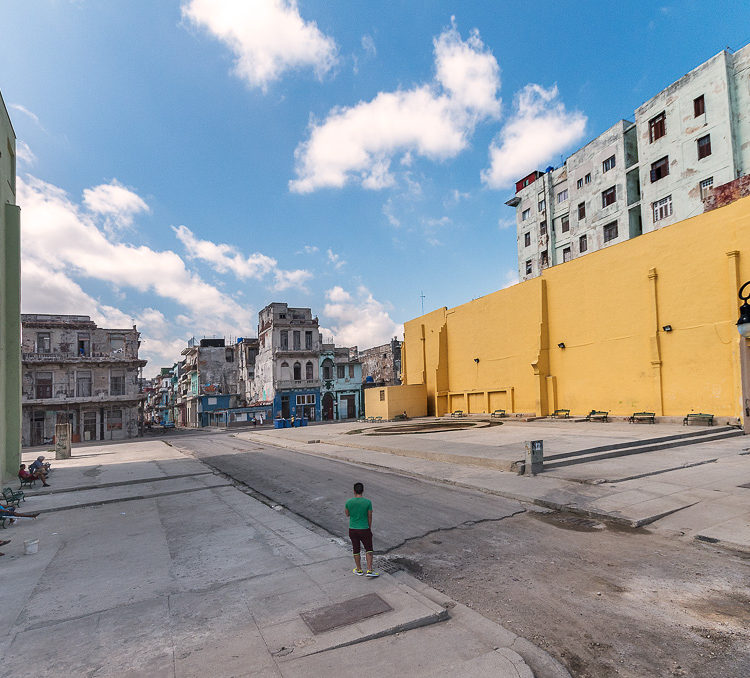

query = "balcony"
[
  {"left": 275, "top": 379, "right": 321, "bottom": 390},
  {"left": 22, "top": 392, "right": 146, "bottom": 406},
  {"left": 22, "top": 351, "right": 146, "bottom": 366}
]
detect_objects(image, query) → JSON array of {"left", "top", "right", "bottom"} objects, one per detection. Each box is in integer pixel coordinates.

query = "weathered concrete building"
[
  {"left": 359, "top": 338, "right": 402, "bottom": 386},
  {"left": 508, "top": 43, "right": 750, "bottom": 281},
  {"left": 0, "top": 90, "right": 21, "bottom": 479},
  {"left": 177, "top": 338, "right": 239, "bottom": 427},
  {"left": 251, "top": 303, "right": 321, "bottom": 420},
  {"left": 21, "top": 315, "right": 146, "bottom": 445},
  {"left": 319, "top": 344, "right": 362, "bottom": 420}
]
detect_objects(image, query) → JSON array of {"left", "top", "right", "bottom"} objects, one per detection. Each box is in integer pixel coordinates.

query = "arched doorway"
[{"left": 322, "top": 392, "right": 334, "bottom": 420}]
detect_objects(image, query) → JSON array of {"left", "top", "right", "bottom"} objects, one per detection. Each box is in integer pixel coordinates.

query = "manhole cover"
[{"left": 300, "top": 593, "right": 392, "bottom": 634}]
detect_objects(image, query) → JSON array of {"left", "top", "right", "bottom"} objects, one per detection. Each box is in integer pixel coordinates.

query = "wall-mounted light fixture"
[
  {"left": 738, "top": 281, "right": 750, "bottom": 338},
  {"left": 473, "top": 358, "right": 480, "bottom": 363},
  {"left": 557, "top": 342, "right": 566, "bottom": 349},
  {"left": 662, "top": 325, "right": 673, "bottom": 332}
]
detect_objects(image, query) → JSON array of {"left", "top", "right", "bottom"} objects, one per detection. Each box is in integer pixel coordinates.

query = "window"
[
  {"left": 585, "top": 173, "right": 592, "bottom": 184},
  {"left": 306, "top": 394, "right": 315, "bottom": 404},
  {"left": 322, "top": 362, "right": 332, "bottom": 379},
  {"left": 697, "top": 134, "right": 711, "bottom": 159},
  {"left": 540, "top": 220, "right": 547, "bottom": 235},
  {"left": 280, "top": 330, "right": 288, "bottom": 350},
  {"left": 522, "top": 208, "right": 530, "bottom": 221},
  {"left": 305, "top": 361, "right": 313, "bottom": 380},
  {"left": 540, "top": 250, "right": 549, "bottom": 267},
  {"left": 694, "top": 94, "right": 705, "bottom": 117},
  {"left": 296, "top": 394, "right": 306, "bottom": 405},
  {"left": 603, "top": 221, "right": 618, "bottom": 243},
  {"left": 576, "top": 178, "right": 583, "bottom": 189},
  {"left": 578, "top": 202, "right": 586, "bottom": 219},
  {"left": 293, "top": 331, "right": 301, "bottom": 350},
  {"left": 524, "top": 232, "right": 531, "bottom": 247},
  {"left": 293, "top": 362, "right": 301, "bottom": 380},
  {"left": 557, "top": 189, "right": 568, "bottom": 203},
  {"left": 579, "top": 235, "right": 588, "bottom": 253},
  {"left": 652, "top": 195, "right": 673, "bottom": 222},
  {"left": 337, "top": 365, "right": 345, "bottom": 379},
  {"left": 700, "top": 177, "right": 714, "bottom": 200},
  {"left": 649, "top": 111, "right": 666, "bottom": 142},
  {"left": 602, "top": 186, "right": 616, "bottom": 207},
  {"left": 349, "top": 364, "right": 355, "bottom": 378},
  {"left": 305, "top": 331, "right": 313, "bottom": 350},
  {"left": 37, "top": 332, "right": 51, "bottom": 354},
  {"left": 35, "top": 371, "right": 52, "bottom": 399},
  {"left": 525, "top": 260, "right": 532, "bottom": 275},
  {"left": 225, "top": 348, "right": 233, "bottom": 363},
  {"left": 538, "top": 198, "right": 546, "bottom": 212},
  {"left": 379, "top": 390, "right": 385, "bottom": 401},
  {"left": 107, "top": 409, "right": 123, "bottom": 431},
  {"left": 110, "top": 334, "right": 125, "bottom": 352},
  {"left": 561, "top": 215, "right": 570, "bottom": 233},
  {"left": 110, "top": 369, "right": 125, "bottom": 396},
  {"left": 650, "top": 156, "right": 669, "bottom": 182},
  {"left": 563, "top": 247, "right": 571, "bottom": 263},
  {"left": 76, "top": 370, "right": 92, "bottom": 397},
  {"left": 602, "top": 155, "right": 616, "bottom": 172},
  {"left": 77, "top": 332, "right": 90, "bottom": 357}
]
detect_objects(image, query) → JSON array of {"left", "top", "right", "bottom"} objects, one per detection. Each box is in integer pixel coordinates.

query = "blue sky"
[{"left": 2, "top": 0, "right": 749, "bottom": 375}]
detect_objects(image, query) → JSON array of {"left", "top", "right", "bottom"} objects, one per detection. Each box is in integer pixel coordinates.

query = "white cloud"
[
  {"left": 173, "top": 224, "right": 312, "bottom": 290},
  {"left": 326, "top": 248, "right": 345, "bottom": 270},
  {"left": 174, "top": 225, "right": 276, "bottom": 279},
  {"left": 497, "top": 216, "right": 515, "bottom": 230},
  {"left": 15, "top": 140, "right": 36, "bottom": 167},
  {"left": 302, "top": 245, "right": 319, "bottom": 254},
  {"left": 382, "top": 199, "right": 401, "bottom": 227},
  {"left": 18, "top": 175, "right": 254, "bottom": 330},
  {"left": 481, "top": 84, "right": 586, "bottom": 189},
  {"left": 501, "top": 269, "right": 519, "bottom": 288},
  {"left": 290, "top": 22, "right": 500, "bottom": 193},
  {"left": 444, "top": 188, "right": 469, "bottom": 207},
  {"left": 182, "top": 0, "right": 338, "bottom": 91},
  {"left": 9, "top": 104, "right": 45, "bottom": 131},
  {"left": 273, "top": 268, "right": 312, "bottom": 291},
  {"left": 361, "top": 34, "right": 376, "bottom": 57},
  {"left": 82, "top": 179, "right": 150, "bottom": 234},
  {"left": 323, "top": 285, "right": 401, "bottom": 348}
]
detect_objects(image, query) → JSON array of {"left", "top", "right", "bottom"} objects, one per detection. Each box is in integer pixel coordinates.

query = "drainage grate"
[{"left": 377, "top": 559, "right": 403, "bottom": 574}]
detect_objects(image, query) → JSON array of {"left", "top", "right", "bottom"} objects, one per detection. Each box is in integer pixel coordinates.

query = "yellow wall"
[
  {"left": 400, "top": 196, "right": 750, "bottom": 419},
  {"left": 364, "top": 383, "right": 427, "bottom": 419}
]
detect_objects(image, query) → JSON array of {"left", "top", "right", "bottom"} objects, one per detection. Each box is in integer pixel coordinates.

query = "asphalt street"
[{"left": 173, "top": 431, "right": 527, "bottom": 552}]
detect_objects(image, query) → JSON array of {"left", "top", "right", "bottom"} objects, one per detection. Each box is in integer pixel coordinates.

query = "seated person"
[
  {"left": 0, "top": 503, "right": 40, "bottom": 521},
  {"left": 28, "top": 456, "right": 51, "bottom": 486},
  {"left": 19, "top": 463, "right": 49, "bottom": 487}
]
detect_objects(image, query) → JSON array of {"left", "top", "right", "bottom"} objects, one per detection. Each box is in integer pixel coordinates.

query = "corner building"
[{"left": 509, "top": 43, "right": 750, "bottom": 281}]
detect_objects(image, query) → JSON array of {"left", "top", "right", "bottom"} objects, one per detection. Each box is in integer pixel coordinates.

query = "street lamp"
[{"left": 738, "top": 281, "right": 750, "bottom": 338}]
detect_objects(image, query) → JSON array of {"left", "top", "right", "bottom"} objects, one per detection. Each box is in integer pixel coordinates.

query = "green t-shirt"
[{"left": 345, "top": 497, "right": 372, "bottom": 530}]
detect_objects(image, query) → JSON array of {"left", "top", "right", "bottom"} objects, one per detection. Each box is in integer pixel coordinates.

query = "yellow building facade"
[{"left": 390, "top": 196, "right": 750, "bottom": 422}]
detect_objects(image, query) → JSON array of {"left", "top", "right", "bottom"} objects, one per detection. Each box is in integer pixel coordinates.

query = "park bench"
[
  {"left": 683, "top": 412, "right": 714, "bottom": 426},
  {"left": 552, "top": 409, "right": 570, "bottom": 418},
  {"left": 450, "top": 410, "right": 465, "bottom": 418},
  {"left": 490, "top": 409, "right": 506, "bottom": 418},
  {"left": 585, "top": 410, "right": 609, "bottom": 422},
  {"left": 628, "top": 412, "right": 656, "bottom": 424},
  {"left": 18, "top": 475, "right": 36, "bottom": 489},
  {"left": 2, "top": 487, "right": 24, "bottom": 507}
]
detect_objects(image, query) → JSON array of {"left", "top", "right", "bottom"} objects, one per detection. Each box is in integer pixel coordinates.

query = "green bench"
[
  {"left": 585, "top": 410, "right": 609, "bottom": 422},
  {"left": 2, "top": 487, "right": 24, "bottom": 507},
  {"left": 490, "top": 409, "right": 506, "bottom": 418},
  {"left": 628, "top": 412, "right": 655, "bottom": 424},
  {"left": 552, "top": 409, "right": 570, "bottom": 418},
  {"left": 683, "top": 413, "right": 714, "bottom": 426},
  {"left": 450, "top": 410, "right": 465, "bottom": 418}
]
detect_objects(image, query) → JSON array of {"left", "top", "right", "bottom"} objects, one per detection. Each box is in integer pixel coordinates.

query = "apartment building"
[
  {"left": 20, "top": 315, "right": 146, "bottom": 445},
  {"left": 0, "top": 90, "right": 21, "bottom": 478},
  {"left": 251, "top": 303, "right": 321, "bottom": 420},
  {"left": 320, "top": 344, "right": 362, "bottom": 420},
  {"left": 359, "top": 338, "right": 402, "bottom": 386},
  {"left": 508, "top": 43, "right": 750, "bottom": 280}
]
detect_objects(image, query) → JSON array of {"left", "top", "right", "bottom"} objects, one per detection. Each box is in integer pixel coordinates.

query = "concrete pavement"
[
  {"left": 235, "top": 418, "right": 750, "bottom": 553},
  {"left": 0, "top": 440, "right": 565, "bottom": 677}
]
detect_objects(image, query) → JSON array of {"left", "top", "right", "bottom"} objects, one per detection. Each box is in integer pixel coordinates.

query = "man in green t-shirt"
[{"left": 345, "top": 482, "right": 379, "bottom": 577}]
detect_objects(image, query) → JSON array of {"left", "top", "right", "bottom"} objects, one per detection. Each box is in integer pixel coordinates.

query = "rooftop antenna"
[{"left": 419, "top": 291, "right": 425, "bottom": 315}]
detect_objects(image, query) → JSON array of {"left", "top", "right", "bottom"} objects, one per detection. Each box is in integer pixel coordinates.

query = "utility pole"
[{"left": 420, "top": 291, "right": 425, "bottom": 315}]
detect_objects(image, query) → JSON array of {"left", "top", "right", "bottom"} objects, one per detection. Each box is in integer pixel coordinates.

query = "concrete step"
[
  {"left": 543, "top": 428, "right": 744, "bottom": 470},
  {"left": 543, "top": 425, "right": 738, "bottom": 462}
]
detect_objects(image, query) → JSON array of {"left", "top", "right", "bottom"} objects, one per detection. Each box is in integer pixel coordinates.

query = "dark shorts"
[{"left": 349, "top": 528, "right": 373, "bottom": 554}]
